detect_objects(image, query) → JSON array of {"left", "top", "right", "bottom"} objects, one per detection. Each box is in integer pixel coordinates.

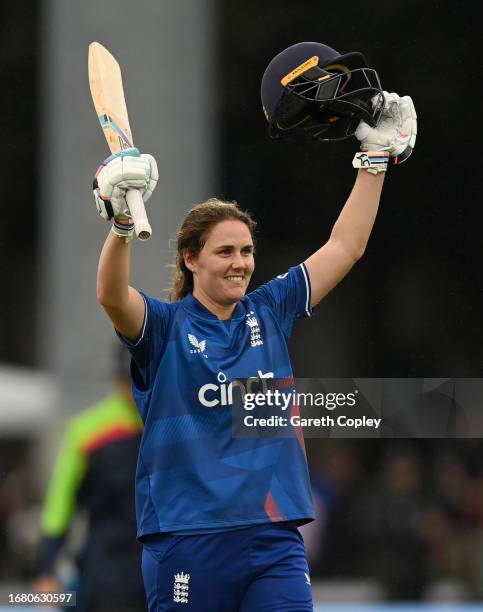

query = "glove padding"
[
  {"left": 93, "top": 148, "right": 158, "bottom": 222},
  {"left": 355, "top": 92, "right": 417, "bottom": 164}
]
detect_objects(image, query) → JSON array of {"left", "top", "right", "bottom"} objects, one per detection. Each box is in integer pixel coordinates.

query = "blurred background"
[{"left": 2, "top": 0, "right": 483, "bottom": 609}]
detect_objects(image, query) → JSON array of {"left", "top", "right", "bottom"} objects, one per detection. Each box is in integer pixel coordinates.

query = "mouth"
[{"left": 224, "top": 275, "right": 245, "bottom": 283}]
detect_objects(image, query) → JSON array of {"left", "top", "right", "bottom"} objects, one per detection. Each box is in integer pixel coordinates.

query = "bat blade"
[
  {"left": 88, "top": 42, "right": 134, "bottom": 152},
  {"left": 88, "top": 42, "right": 152, "bottom": 240}
]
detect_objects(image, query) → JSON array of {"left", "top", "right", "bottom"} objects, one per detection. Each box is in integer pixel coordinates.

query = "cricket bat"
[{"left": 88, "top": 41, "right": 152, "bottom": 240}]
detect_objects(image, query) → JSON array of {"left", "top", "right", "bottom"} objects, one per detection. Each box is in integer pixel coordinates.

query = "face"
[{"left": 186, "top": 219, "right": 255, "bottom": 306}]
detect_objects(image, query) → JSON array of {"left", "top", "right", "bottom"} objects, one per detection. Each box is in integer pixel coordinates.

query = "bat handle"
[{"left": 126, "top": 189, "right": 152, "bottom": 240}]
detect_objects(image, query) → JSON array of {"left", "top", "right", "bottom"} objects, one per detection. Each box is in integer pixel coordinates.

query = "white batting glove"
[
  {"left": 353, "top": 92, "right": 417, "bottom": 174},
  {"left": 93, "top": 148, "right": 158, "bottom": 240}
]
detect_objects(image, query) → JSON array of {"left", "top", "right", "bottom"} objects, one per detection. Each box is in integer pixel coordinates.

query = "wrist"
[
  {"left": 352, "top": 150, "right": 389, "bottom": 175},
  {"left": 111, "top": 218, "right": 134, "bottom": 242},
  {"left": 114, "top": 216, "right": 133, "bottom": 225}
]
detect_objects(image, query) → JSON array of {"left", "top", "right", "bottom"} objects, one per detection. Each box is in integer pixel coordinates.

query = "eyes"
[{"left": 216, "top": 246, "right": 255, "bottom": 257}]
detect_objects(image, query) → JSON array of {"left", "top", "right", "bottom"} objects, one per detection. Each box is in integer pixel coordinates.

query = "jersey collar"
[{"left": 181, "top": 293, "right": 246, "bottom": 321}]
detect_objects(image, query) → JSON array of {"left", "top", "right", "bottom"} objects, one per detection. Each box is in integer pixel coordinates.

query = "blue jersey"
[{"left": 119, "top": 263, "right": 315, "bottom": 538}]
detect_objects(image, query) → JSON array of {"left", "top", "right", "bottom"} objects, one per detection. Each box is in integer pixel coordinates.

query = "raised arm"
[
  {"left": 93, "top": 150, "right": 159, "bottom": 340},
  {"left": 305, "top": 169, "right": 384, "bottom": 307},
  {"left": 97, "top": 230, "right": 145, "bottom": 340},
  {"left": 305, "top": 92, "right": 417, "bottom": 307}
]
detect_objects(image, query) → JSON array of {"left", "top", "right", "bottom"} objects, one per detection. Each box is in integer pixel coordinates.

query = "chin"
[{"left": 221, "top": 288, "right": 246, "bottom": 304}]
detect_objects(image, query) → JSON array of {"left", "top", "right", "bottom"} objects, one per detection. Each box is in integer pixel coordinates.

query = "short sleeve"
[
  {"left": 116, "top": 292, "right": 172, "bottom": 391},
  {"left": 248, "top": 263, "right": 313, "bottom": 339}
]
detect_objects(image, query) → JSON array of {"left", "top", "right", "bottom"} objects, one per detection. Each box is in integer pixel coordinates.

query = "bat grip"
[{"left": 126, "top": 189, "right": 152, "bottom": 240}]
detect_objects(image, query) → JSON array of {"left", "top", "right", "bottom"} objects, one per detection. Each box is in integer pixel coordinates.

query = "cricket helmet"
[{"left": 261, "top": 42, "right": 384, "bottom": 142}]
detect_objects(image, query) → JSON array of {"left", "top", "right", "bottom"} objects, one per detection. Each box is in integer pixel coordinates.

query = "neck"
[{"left": 192, "top": 288, "right": 236, "bottom": 320}]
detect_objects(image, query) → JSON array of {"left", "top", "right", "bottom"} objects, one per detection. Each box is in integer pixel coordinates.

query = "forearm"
[
  {"left": 97, "top": 230, "right": 131, "bottom": 308},
  {"left": 330, "top": 169, "right": 385, "bottom": 259}
]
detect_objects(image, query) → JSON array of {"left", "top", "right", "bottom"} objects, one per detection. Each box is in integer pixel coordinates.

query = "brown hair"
[{"left": 170, "top": 198, "right": 257, "bottom": 302}]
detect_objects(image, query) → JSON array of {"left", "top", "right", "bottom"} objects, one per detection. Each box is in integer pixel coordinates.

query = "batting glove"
[
  {"left": 352, "top": 92, "right": 417, "bottom": 174},
  {"left": 93, "top": 148, "right": 158, "bottom": 240}
]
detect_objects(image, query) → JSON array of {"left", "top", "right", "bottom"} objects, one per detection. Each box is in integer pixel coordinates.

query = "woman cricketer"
[{"left": 93, "top": 42, "right": 416, "bottom": 612}]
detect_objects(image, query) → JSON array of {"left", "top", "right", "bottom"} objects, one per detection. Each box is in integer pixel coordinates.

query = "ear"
[{"left": 183, "top": 250, "right": 197, "bottom": 273}]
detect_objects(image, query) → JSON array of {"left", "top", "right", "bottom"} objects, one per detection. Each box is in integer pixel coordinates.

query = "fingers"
[
  {"left": 141, "top": 154, "right": 159, "bottom": 203},
  {"left": 399, "top": 96, "right": 417, "bottom": 123},
  {"left": 398, "top": 96, "right": 417, "bottom": 150},
  {"left": 112, "top": 157, "right": 152, "bottom": 186},
  {"left": 383, "top": 91, "right": 400, "bottom": 108},
  {"left": 143, "top": 154, "right": 159, "bottom": 182},
  {"left": 356, "top": 91, "right": 417, "bottom": 165},
  {"left": 355, "top": 120, "right": 371, "bottom": 141},
  {"left": 99, "top": 156, "right": 154, "bottom": 194}
]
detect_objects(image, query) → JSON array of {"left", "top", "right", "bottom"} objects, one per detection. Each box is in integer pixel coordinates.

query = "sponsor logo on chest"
[
  {"left": 198, "top": 370, "right": 274, "bottom": 407},
  {"left": 188, "top": 334, "right": 208, "bottom": 358}
]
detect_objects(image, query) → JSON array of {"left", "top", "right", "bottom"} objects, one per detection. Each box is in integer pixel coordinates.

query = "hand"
[
  {"left": 355, "top": 92, "right": 417, "bottom": 164},
  {"left": 92, "top": 148, "right": 158, "bottom": 239}
]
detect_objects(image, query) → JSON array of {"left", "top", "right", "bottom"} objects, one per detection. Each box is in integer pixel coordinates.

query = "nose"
[{"left": 231, "top": 251, "right": 246, "bottom": 270}]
